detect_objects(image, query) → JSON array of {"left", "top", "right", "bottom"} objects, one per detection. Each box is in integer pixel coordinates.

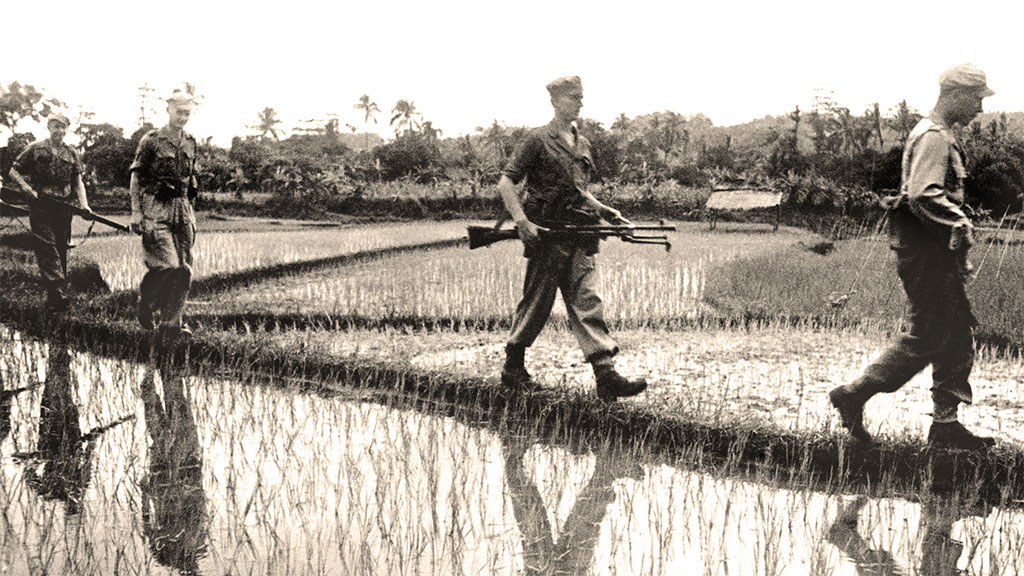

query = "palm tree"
[
  {"left": 253, "top": 107, "right": 282, "bottom": 141},
  {"left": 390, "top": 99, "right": 421, "bottom": 137},
  {"left": 353, "top": 94, "right": 380, "bottom": 149}
]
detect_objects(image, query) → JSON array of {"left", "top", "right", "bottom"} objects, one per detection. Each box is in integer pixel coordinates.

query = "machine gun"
[{"left": 468, "top": 221, "right": 677, "bottom": 251}]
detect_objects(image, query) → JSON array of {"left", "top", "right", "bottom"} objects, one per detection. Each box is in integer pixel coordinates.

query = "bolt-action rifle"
[
  {"left": 1, "top": 187, "right": 129, "bottom": 232},
  {"left": 467, "top": 221, "right": 677, "bottom": 251}
]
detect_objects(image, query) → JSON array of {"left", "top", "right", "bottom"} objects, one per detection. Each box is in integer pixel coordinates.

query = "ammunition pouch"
[{"left": 152, "top": 182, "right": 185, "bottom": 202}]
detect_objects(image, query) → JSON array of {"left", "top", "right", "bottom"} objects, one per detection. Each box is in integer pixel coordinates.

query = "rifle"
[
  {"left": 468, "top": 221, "right": 677, "bottom": 251},
  {"left": 36, "top": 196, "right": 130, "bottom": 233},
  {"left": 1, "top": 187, "right": 130, "bottom": 233}
]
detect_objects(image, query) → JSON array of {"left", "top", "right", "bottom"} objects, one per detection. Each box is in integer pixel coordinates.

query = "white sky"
[{"left": 3, "top": 0, "right": 1023, "bottom": 147}]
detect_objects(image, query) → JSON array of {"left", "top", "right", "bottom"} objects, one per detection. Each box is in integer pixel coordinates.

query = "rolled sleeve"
[
  {"left": 906, "top": 132, "right": 969, "bottom": 230},
  {"left": 503, "top": 134, "right": 540, "bottom": 184},
  {"left": 129, "top": 135, "right": 154, "bottom": 173}
]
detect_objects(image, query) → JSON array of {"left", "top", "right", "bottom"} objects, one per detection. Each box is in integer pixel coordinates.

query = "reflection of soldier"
[
  {"left": 140, "top": 361, "right": 207, "bottom": 575},
  {"left": 828, "top": 493, "right": 988, "bottom": 576},
  {"left": 830, "top": 64, "right": 996, "bottom": 450},
  {"left": 8, "top": 114, "right": 92, "bottom": 311},
  {"left": 24, "top": 343, "right": 93, "bottom": 514},
  {"left": 501, "top": 434, "right": 631, "bottom": 575},
  {"left": 129, "top": 91, "right": 199, "bottom": 342}
]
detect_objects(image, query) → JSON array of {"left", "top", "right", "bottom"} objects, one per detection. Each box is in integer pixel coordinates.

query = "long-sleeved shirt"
[{"left": 898, "top": 115, "right": 971, "bottom": 234}]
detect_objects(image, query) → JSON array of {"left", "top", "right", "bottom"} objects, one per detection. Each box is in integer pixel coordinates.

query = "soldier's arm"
[
  {"left": 129, "top": 172, "right": 143, "bottom": 231},
  {"left": 500, "top": 135, "right": 545, "bottom": 248},
  {"left": 905, "top": 132, "right": 971, "bottom": 233},
  {"left": 580, "top": 188, "right": 630, "bottom": 225},
  {"left": 6, "top": 166, "right": 37, "bottom": 201},
  {"left": 74, "top": 175, "right": 90, "bottom": 212},
  {"left": 128, "top": 135, "right": 153, "bottom": 232}
]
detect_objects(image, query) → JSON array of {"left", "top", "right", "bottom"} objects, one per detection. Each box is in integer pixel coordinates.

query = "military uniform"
[
  {"left": 130, "top": 125, "right": 199, "bottom": 332},
  {"left": 503, "top": 121, "right": 618, "bottom": 362},
  {"left": 859, "top": 115, "right": 976, "bottom": 411},
  {"left": 13, "top": 138, "right": 83, "bottom": 306}
]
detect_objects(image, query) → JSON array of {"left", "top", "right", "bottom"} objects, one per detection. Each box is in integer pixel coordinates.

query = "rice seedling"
[{"left": 3, "top": 326, "right": 1022, "bottom": 575}]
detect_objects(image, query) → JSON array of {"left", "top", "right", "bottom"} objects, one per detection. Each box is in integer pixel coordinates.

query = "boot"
[
  {"left": 927, "top": 421, "right": 995, "bottom": 451},
  {"left": 501, "top": 344, "right": 537, "bottom": 390},
  {"left": 593, "top": 361, "right": 646, "bottom": 402},
  {"left": 829, "top": 385, "right": 873, "bottom": 444}
]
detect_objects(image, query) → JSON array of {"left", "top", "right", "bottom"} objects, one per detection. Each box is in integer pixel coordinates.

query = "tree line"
[{"left": 2, "top": 82, "right": 1022, "bottom": 219}]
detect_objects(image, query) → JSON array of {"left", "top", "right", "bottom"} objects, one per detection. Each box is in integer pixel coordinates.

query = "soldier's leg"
[
  {"left": 559, "top": 248, "right": 616, "bottom": 360},
  {"left": 141, "top": 221, "right": 179, "bottom": 329},
  {"left": 508, "top": 244, "right": 565, "bottom": 349},
  {"left": 831, "top": 246, "right": 946, "bottom": 442},
  {"left": 927, "top": 270, "right": 992, "bottom": 449},
  {"left": 161, "top": 200, "right": 196, "bottom": 330},
  {"left": 561, "top": 249, "right": 644, "bottom": 401},
  {"left": 504, "top": 244, "right": 566, "bottom": 388},
  {"left": 30, "top": 209, "right": 68, "bottom": 308}
]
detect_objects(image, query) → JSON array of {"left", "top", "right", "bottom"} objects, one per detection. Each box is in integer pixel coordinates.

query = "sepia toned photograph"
[{"left": 2, "top": 0, "right": 1024, "bottom": 574}]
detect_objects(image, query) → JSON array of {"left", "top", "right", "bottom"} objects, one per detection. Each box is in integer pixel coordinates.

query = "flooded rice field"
[{"left": 3, "top": 326, "right": 1024, "bottom": 575}]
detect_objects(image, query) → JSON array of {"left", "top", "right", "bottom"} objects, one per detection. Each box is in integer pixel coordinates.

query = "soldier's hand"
[
  {"left": 516, "top": 219, "right": 545, "bottom": 251},
  {"left": 600, "top": 205, "right": 630, "bottom": 226},
  {"left": 129, "top": 215, "right": 144, "bottom": 235},
  {"left": 949, "top": 222, "right": 974, "bottom": 251}
]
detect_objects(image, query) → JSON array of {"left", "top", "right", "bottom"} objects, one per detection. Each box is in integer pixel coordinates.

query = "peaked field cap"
[
  {"left": 47, "top": 112, "right": 70, "bottom": 127},
  {"left": 546, "top": 75, "right": 583, "bottom": 97},
  {"left": 166, "top": 91, "right": 195, "bottom": 107},
  {"left": 939, "top": 63, "right": 995, "bottom": 97}
]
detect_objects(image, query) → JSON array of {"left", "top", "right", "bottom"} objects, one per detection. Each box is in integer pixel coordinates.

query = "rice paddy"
[{"left": 3, "top": 217, "right": 1024, "bottom": 575}]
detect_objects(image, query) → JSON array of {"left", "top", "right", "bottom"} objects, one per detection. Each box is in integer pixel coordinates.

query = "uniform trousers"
[
  {"left": 507, "top": 241, "right": 618, "bottom": 362},
  {"left": 140, "top": 196, "right": 195, "bottom": 328}
]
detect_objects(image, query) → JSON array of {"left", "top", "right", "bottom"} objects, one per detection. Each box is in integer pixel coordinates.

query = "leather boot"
[
  {"left": 501, "top": 344, "right": 537, "bottom": 390},
  {"left": 829, "top": 384, "right": 873, "bottom": 444},
  {"left": 927, "top": 421, "right": 995, "bottom": 451},
  {"left": 593, "top": 361, "right": 646, "bottom": 402}
]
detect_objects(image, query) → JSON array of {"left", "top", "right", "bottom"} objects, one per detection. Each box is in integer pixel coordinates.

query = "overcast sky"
[{"left": 3, "top": 0, "right": 1023, "bottom": 146}]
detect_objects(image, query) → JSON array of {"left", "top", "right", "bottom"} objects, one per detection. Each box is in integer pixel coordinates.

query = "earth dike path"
[{"left": 2, "top": 235, "right": 1023, "bottom": 515}]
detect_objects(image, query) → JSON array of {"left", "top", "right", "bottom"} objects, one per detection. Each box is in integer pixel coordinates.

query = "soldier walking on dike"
[
  {"left": 129, "top": 91, "right": 200, "bottom": 343},
  {"left": 8, "top": 113, "right": 92, "bottom": 312},
  {"left": 496, "top": 75, "right": 647, "bottom": 402},
  {"left": 829, "top": 63, "right": 996, "bottom": 450}
]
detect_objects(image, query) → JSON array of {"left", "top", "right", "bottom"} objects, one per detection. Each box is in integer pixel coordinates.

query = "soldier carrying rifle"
[
  {"left": 8, "top": 113, "right": 92, "bottom": 312},
  {"left": 496, "top": 75, "right": 647, "bottom": 402}
]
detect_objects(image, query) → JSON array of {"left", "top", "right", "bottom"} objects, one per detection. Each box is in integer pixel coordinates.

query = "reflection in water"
[
  {"left": 23, "top": 342, "right": 94, "bottom": 514},
  {"left": 502, "top": 434, "right": 641, "bottom": 575},
  {"left": 829, "top": 491, "right": 991, "bottom": 576},
  {"left": 140, "top": 360, "right": 208, "bottom": 575}
]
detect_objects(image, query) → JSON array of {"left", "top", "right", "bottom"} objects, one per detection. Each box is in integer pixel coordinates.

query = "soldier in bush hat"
[
  {"left": 829, "top": 63, "right": 996, "bottom": 450},
  {"left": 129, "top": 90, "right": 200, "bottom": 343},
  {"left": 495, "top": 75, "right": 647, "bottom": 402},
  {"left": 8, "top": 112, "right": 91, "bottom": 311}
]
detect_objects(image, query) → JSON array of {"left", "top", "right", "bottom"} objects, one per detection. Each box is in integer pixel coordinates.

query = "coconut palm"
[
  {"left": 390, "top": 99, "right": 421, "bottom": 137},
  {"left": 353, "top": 94, "right": 380, "bottom": 149},
  {"left": 253, "top": 107, "right": 282, "bottom": 141}
]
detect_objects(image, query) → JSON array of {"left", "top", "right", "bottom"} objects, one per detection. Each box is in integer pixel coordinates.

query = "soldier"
[
  {"left": 8, "top": 113, "right": 91, "bottom": 311},
  {"left": 497, "top": 75, "right": 647, "bottom": 402},
  {"left": 829, "top": 64, "right": 996, "bottom": 450},
  {"left": 129, "top": 91, "right": 199, "bottom": 342}
]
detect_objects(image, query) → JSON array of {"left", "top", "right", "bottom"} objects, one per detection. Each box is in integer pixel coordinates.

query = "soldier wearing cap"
[
  {"left": 830, "top": 63, "right": 996, "bottom": 450},
  {"left": 129, "top": 91, "right": 200, "bottom": 341},
  {"left": 496, "top": 75, "right": 647, "bottom": 402},
  {"left": 8, "top": 112, "right": 92, "bottom": 311}
]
